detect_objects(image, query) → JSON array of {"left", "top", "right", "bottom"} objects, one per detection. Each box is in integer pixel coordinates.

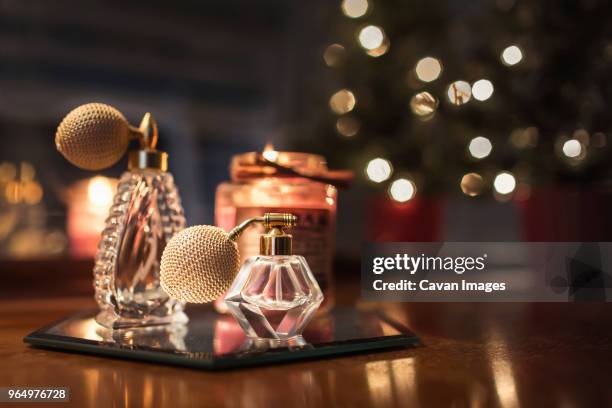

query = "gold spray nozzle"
[
  {"left": 127, "top": 112, "right": 167, "bottom": 171},
  {"left": 262, "top": 213, "right": 298, "bottom": 229},
  {"left": 136, "top": 112, "right": 158, "bottom": 150},
  {"left": 227, "top": 213, "right": 297, "bottom": 256}
]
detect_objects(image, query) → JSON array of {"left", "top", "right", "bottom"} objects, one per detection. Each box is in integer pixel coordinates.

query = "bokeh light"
[
  {"left": 460, "top": 173, "right": 484, "bottom": 197},
  {"left": 501, "top": 45, "right": 523, "bottom": 66},
  {"left": 341, "top": 0, "right": 369, "bottom": 18},
  {"left": 493, "top": 172, "right": 516, "bottom": 195},
  {"left": 262, "top": 144, "right": 279, "bottom": 162},
  {"left": 20, "top": 162, "right": 35, "bottom": 182},
  {"left": 573, "top": 129, "right": 590, "bottom": 146},
  {"left": 323, "top": 44, "right": 346, "bottom": 67},
  {"left": 472, "top": 79, "right": 494, "bottom": 101},
  {"left": 389, "top": 178, "right": 416, "bottom": 202},
  {"left": 336, "top": 116, "right": 361, "bottom": 137},
  {"left": 510, "top": 127, "right": 539, "bottom": 149},
  {"left": 468, "top": 136, "right": 493, "bottom": 159},
  {"left": 358, "top": 25, "right": 384, "bottom": 50},
  {"left": 365, "top": 158, "right": 392, "bottom": 183},
  {"left": 410, "top": 92, "right": 438, "bottom": 116},
  {"left": 0, "top": 162, "right": 17, "bottom": 183},
  {"left": 329, "top": 89, "right": 356, "bottom": 114},
  {"left": 2, "top": 162, "right": 43, "bottom": 205},
  {"left": 88, "top": 176, "right": 113, "bottom": 207},
  {"left": 22, "top": 181, "right": 43, "bottom": 204},
  {"left": 562, "top": 139, "right": 582, "bottom": 158},
  {"left": 365, "top": 36, "right": 390, "bottom": 57},
  {"left": 447, "top": 80, "right": 472, "bottom": 105},
  {"left": 5, "top": 181, "right": 21, "bottom": 204},
  {"left": 415, "top": 57, "right": 442, "bottom": 82}
]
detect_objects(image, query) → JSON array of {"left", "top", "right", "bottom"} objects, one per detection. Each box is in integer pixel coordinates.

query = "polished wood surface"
[{"left": 2, "top": 294, "right": 612, "bottom": 407}]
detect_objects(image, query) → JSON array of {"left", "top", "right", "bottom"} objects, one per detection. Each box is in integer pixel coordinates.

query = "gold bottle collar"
[
  {"left": 260, "top": 227, "right": 292, "bottom": 256},
  {"left": 128, "top": 149, "right": 168, "bottom": 171}
]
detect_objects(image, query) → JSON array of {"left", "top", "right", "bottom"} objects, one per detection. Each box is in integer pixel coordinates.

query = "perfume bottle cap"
[{"left": 260, "top": 213, "right": 297, "bottom": 256}]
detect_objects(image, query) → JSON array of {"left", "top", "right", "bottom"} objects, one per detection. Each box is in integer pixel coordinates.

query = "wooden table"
[{"left": 2, "top": 296, "right": 611, "bottom": 407}]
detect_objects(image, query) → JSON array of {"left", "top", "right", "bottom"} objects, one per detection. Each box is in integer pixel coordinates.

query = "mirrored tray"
[{"left": 24, "top": 306, "right": 418, "bottom": 370}]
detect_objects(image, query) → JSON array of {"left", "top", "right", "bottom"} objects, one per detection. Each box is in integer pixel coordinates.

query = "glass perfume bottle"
[
  {"left": 224, "top": 214, "right": 323, "bottom": 345},
  {"left": 216, "top": 150, "right": 353, "bottom": 313},
  {"left": 93, "top": 166, "right": 187, "bottom": 328},
  {"left": 55, "top": 103, "right": 187, "bottom": 329}
]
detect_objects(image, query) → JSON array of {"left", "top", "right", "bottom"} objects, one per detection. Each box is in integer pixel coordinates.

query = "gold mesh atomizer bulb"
[
  {"left": 160, "top": 213, "right": 298, "bottom": 303},
  {"left": 55, "top": 102, "right": 167, "bottom": 171}
]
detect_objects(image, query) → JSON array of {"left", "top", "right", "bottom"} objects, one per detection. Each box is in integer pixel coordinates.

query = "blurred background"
[{"left": 2, "top": 0, "right": 612, "bottom": 288}]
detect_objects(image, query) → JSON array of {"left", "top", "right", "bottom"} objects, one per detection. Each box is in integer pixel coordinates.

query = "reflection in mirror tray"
[{"left": 24, "top": 306, "right": 419, "bottom": 370}]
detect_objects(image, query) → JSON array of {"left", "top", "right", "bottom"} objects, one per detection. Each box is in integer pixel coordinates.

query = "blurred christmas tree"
[{"left": 293, "top": 0, "right": 612, "bottom": 203}]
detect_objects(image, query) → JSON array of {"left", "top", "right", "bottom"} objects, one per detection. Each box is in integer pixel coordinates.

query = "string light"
[
  {"left": 323, "top": 44, "right": 346, "bottom": 67},
  {"left": 562, "top": 140, "right": 582, "bottom": 158},
  {"left": 389, "top": 178, "right": 416, "bottom": 202},
  {"left": 460, "top": 173, "right": 484, "bottom": 197},
  {"left": 410, "top": 92, "right": 438, "bottom": 116},
  {"left": 341, "top": 0, "right": 369, "bottom": 18},
  {"left": 415, "top": 57, "right": 442, "bottom": 82},
  {"left": 358, "top": 25, "right": 384, "bottom": 50},
  {"left": 472, "top": 79, "right": 494, "bottom": 101},
  {"left": 447, "top": 80, "right": 472, "bottom": 105},
  {"left": 493, "top": 172, "right": 516, "bottom": 195},
  {"left": 501, "top": 45, "right": 523, "bottom": 66},
  {"left": 468, "top": 136, "right": 493, "bottom": 159},
  {"left": 365, "top": 158, "right": 392, "bottom": 183},
  {"left": 329, "top": 89, "right": 356, "bottom": 114}
]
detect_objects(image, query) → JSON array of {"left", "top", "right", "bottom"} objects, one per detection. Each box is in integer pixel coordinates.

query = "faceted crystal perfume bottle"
[
  {"left": 224, "top": 215, "right": 323, "bottom": 344},
  {"left": 55, "top": 103, "right": 187, "bottom": 329}
]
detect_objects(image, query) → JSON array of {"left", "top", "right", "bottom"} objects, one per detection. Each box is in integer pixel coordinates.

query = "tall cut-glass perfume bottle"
[
  {"left": 56, "top": 103, "right": 187, "bottom": 328},
  {"left": 224, "top": 213, "right": 323, "bottom": 345}
]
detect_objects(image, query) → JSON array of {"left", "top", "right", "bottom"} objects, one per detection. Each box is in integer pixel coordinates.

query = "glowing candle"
[{"left": 66, "top": 176, "right": 116, "bottom": 258}]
